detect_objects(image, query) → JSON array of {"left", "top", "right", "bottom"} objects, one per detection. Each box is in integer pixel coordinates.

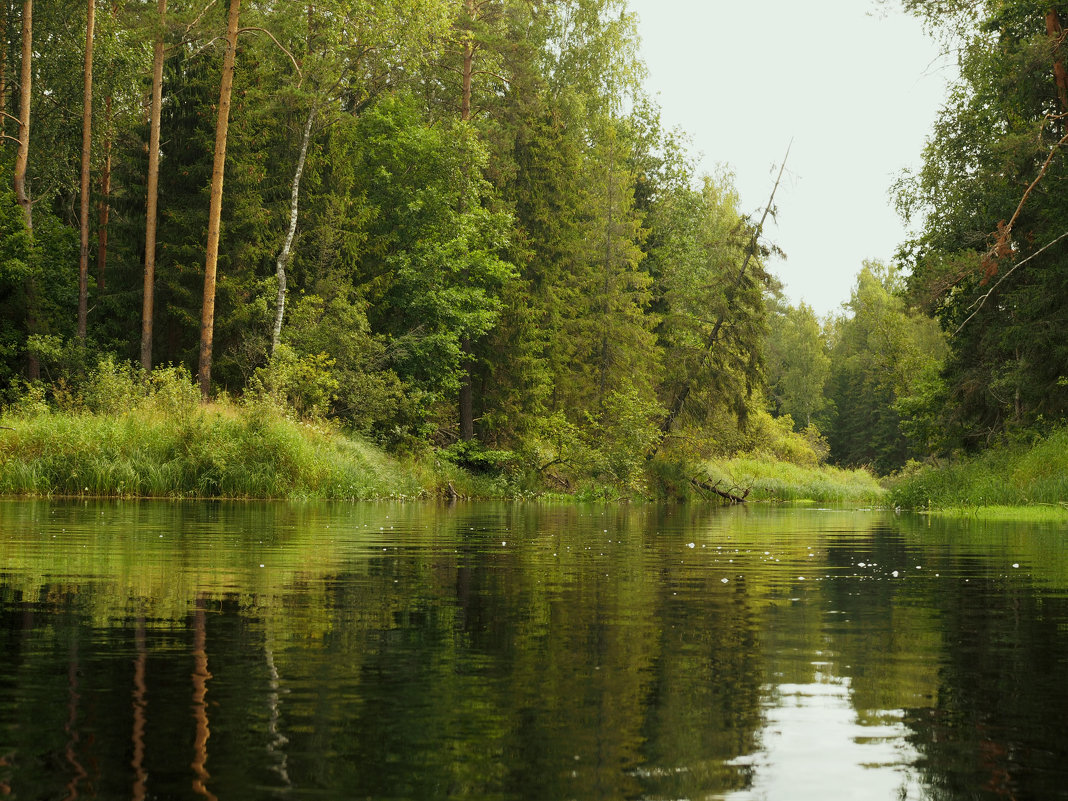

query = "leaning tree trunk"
[
  {"left": 197, "top": 0, "right": 241, "bottom": 402},
  {"left": 77, "top": 0, "right": 96, "bottom": 341},
  {"left": 141, "top": 0, "right": 165, "bottom": 370},
  {"left": 647, "top": 144, "right": 790, "bottom": 460},
  {"left": 270, "top": 104, "right": 316, "bottom": 356}
]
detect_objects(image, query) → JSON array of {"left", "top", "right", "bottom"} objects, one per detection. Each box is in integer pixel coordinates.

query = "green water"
[{"left": 1, "top": 500, "right": 1067, "bottom": 800}]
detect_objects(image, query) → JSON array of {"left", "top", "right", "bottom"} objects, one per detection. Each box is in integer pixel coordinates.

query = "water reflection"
[{"left": 0, "top": 501, "right": 1067, "bottom": 799}]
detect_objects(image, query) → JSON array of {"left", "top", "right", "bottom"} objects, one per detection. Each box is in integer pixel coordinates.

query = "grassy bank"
[
  {"left": 0, "top": 362, "right": 887, "bottom": 503},
  {"left": 888, "top": 426, "right": 1068, "bottom": 512},
  {"left": 0, "top": 403, "right": 887, "bottom": 503}
]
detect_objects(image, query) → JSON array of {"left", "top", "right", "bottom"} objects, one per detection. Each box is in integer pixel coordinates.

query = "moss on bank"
[{"left": 888, "top": 427, "right": 1068, "bottom": 511}]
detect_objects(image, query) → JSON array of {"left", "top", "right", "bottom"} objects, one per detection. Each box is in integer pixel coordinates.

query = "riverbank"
[
  {"left": 0, "top": 398, "right": 885, "bottom": 503},
  {"left": 888, "top": 426, "right": 1068, "bottom": 514}
]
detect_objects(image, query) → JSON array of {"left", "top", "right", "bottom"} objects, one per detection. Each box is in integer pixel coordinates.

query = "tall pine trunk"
[
  {"left": 1047, "top": 10, "right": 1068, "bottom": 112},
  {"left": 457, "top": 0, "right": 476, "bottom": 441},
  {"left": 12, "top": 0, "right": 29, "bottom": 227},
  {"left": 141, "top": 0, "right": 165, "bottom": 370},
  {"left": 0, "top": 3, "right": 7, "bottom": 148},
  {"left": 96, "top": 94, "right": 111, "bottom": 290},
  {"left": 14, "top": 0, "right": 36, "bottom": 379},
  {"left": 197, "top": 0, "right": 241, "bottom": 401},
  {"left": 77, "top": 0, "right": 96, "bottom": 341}
]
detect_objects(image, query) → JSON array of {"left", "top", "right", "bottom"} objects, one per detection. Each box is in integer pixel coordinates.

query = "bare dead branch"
[
  {"left": 185, "top": 0, "right": 217, "bottom": 35},
  {"left": 955, "top": 228, "right": 1068, "bottom": 335},
  {"left": 237, "top": 26, "right": 302, "bottom": 80}
]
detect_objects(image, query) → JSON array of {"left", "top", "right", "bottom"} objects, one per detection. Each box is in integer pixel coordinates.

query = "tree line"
[
  {"left": 2, "top": 0, "right": 1064, "bottom": 485},
  {"left": 0, "top": 0, "right": 787, "bottom": 487}
]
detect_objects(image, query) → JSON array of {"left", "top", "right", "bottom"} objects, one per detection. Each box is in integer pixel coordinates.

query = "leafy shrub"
[{"left": 247, "top": 344, "right": 340, "bottom": 419}]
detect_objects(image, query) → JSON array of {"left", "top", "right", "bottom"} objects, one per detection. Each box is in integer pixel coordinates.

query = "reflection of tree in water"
[
  {"left": 903, "top": 576, "right": 1068, "bottom": 801},
  {"left": 5, "top": 503, "right": 1068, "bottom": 799}
]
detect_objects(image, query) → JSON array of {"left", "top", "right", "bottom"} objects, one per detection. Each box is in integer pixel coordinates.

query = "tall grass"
[
  {"left": 889, "top": 427, "right": 1068, "bottom": 510},
  {"left": 681, "top": 456, "right": 885, "bottom": 505},
  {"left": 0, "top": 364, "right": 424, "bottom": 500}
]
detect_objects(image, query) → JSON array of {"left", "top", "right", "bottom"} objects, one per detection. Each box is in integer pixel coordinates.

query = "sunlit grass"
[
  {"left": 695, "top": 456, "right": 886, "bottom": 505},
  {"left": 921, "top": 504, "right": 1068, "bottom": 521}
]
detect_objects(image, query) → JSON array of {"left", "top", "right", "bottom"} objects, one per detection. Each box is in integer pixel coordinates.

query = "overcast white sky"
[{"left": 627, "top": 0, "right": 955, "bottom": 316}]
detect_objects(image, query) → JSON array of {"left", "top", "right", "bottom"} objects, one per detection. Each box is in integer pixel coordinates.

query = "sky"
[{"left": 627, "top": 0, "right": 956, "bottom": 316}]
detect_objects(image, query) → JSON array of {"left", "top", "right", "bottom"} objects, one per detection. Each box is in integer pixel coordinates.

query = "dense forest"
[{"left": 1, "top": 0, "right": 1067, "bottom": 492}]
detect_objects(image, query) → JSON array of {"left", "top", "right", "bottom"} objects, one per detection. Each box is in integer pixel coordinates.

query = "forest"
[{"left": 1, "top": 0, "right": 1067, "bottom": 501}]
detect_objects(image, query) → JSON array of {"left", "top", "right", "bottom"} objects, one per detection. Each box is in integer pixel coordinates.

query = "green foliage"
[
  {"left": 651, "top": 171, "right": 772, "bottom": 438},
  {"left": 580, "top": 388, "right": 663, "bottom": 491},
  {"left": 352, "top": 94, "right": 516, "bottom": 405},
  {"left": 897, "top": 1, "right": 1068, "bottom": 448},
  {"left": 824, "top": 262, "right": 948, "bottom": 473},
  {"left": 247, "top": 345, "right": 340, "bottom": 420},
  {"left": 765, "top": 299, "right": 830, "bottom": 428}
]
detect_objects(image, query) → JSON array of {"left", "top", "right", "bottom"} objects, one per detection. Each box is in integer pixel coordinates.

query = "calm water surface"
[{"left": 1, "top": 500, "right": 1067, "bottom": 800}]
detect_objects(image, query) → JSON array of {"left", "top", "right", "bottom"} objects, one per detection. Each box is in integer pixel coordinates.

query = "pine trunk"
[
  {"left": 78, "top": 0, "right": 96, "bottom": 341},
  {"left": 13, "top": 0, "right": 30, "bottom": 228},
  {"left": 458, "top": 0, "right": 476, "bottom": 441},
  {"left": 141, "top": 0, "right": 165, "bottom": 370},
  {"left": 14, "top": 0, "right": 36, "bottom": 379},
  {"left": 1047, "top": 10, "right": 1068, "bottom": 112},
  {"left": 0, "top": 3, "right": 7, "bottom": 147},
  {"left": 96, "top": 94, "right": 111, "bottom": 290},
  {"left": 197, "top": 0, "right": 241, "bottom": 401}
]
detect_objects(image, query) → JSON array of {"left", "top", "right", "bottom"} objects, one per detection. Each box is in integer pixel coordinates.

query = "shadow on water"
[{"left": 1, "top": 500, "right": 1067, "bottom": 799}]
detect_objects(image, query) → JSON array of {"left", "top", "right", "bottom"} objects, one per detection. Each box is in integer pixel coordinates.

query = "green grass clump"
[
  {"left": 0, "top": 407, "right": 424, "bottom": 500},
  {"left": 693, "top": 456, "right": 885, "bottom": 505},
  {"left": 888, "top": 426, "right": 1068, "bottom": 510}
]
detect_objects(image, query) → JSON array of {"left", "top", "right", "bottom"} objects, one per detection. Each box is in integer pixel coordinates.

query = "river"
[{"left": 1, "top": 499, "right": 1066, "bottom": 800}]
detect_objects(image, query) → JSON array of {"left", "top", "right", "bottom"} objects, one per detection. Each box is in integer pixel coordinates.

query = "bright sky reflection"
[{"left": 724, "top": 677, "right": 925, "bottom": 801}]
